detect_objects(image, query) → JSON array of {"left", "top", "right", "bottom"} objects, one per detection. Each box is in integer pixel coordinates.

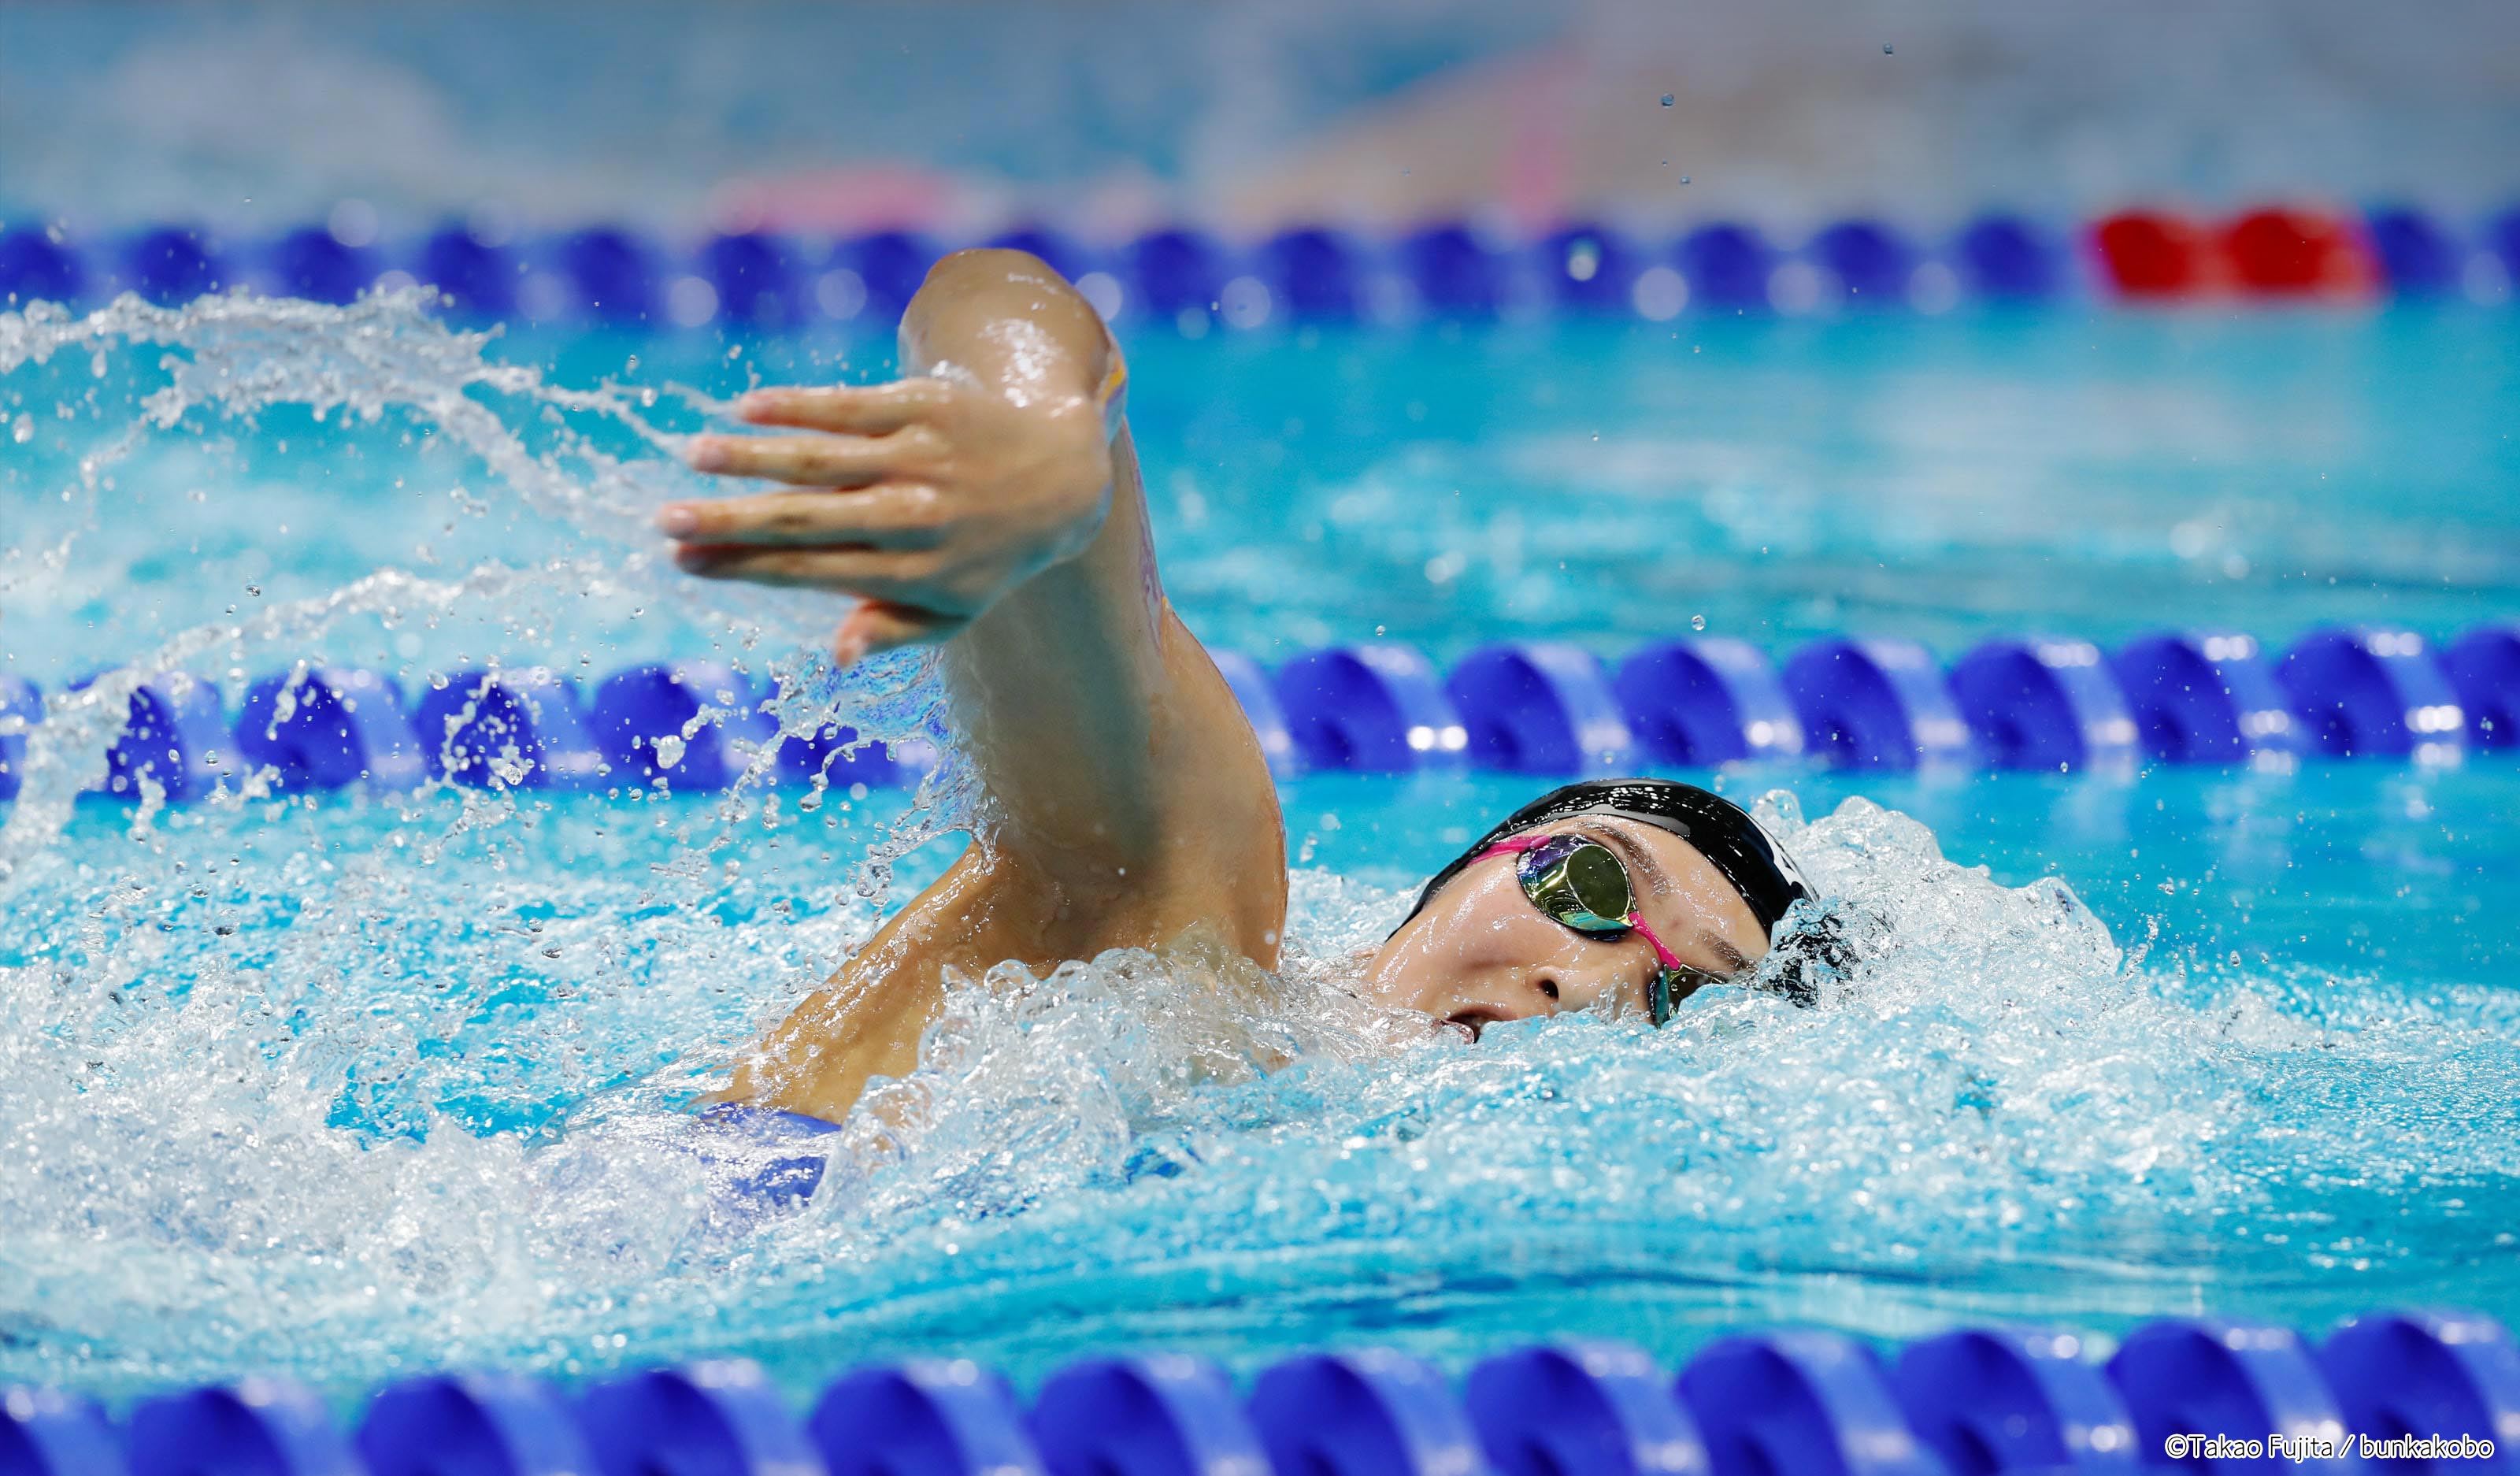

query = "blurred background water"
[{"left": 5, "top": 0, "right": 2518, "bottom": 237}]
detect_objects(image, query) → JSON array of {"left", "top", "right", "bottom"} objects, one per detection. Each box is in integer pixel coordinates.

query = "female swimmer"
[{"left": 663, "top": 249, "right": 1810, "bottom": 1125}]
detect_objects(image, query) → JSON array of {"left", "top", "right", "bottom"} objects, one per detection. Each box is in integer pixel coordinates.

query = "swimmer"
[{"left": 665, "top": 250, "right": 1810, "bottom": 1126}]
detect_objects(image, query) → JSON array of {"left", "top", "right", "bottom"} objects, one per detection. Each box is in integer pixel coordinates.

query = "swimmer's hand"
[{"left": 662, "top": 374, "right": 1114, "bottom": 666}]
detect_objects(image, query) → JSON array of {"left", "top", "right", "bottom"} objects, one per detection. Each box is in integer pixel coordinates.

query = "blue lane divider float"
[
  {"left": 1955, "top": 214, "right": 2066, "bottom": 299},
  {"left": 357, "top": 1370, "right": 591, "bottom": 1476},
  {"left": 1403, "top": 224, "right": 1503, "bottom": 317},
  {"left": 2106, "top": 1320, "right": 2356, "bottom": 1473},
  {"left": 2107, "top": 631, "right": 2301, "bottom": 764},
  {"left": 0, "top": 1387, "right": 124, "bottom": 1476},
  {"left": 2366, "top": 207, "right": 2465, "bottom": 294},
  {"left": 120, "top": 227, "right": 224, "bottom": 307},
  {"left": 1259, "top": 228, "right": 1363, "bottom": 321},
  {"left": 1808, "top": 219, "right": 1915, "bottom": 305},
  {"left": 1128, "top": 229, "right": 1232, "bottom": 322},
  {"left": 1542, "top": 223, "right": 1642, "bottom": 311},
  {"left": 1781, "top": 637, "right": 1973, "bottom": 770},
  {"left": 80, "top": 673, "right": 239, "bottom": 803},
  {"left": 6, "top": 1309, "right": 2519, "bottom": 1476},
  {"left": 413, "top": 669, "right": 609, "bottom": 792},
  {"left": 1463, "top": 1341, "right": 1708, "bottom": 1476},
  {"left": 1613, "top": 638, "right": 1806, "bottom": 766},
  {"left": 830, "top": 230, "right": 940, "bottom": 325},
  {"left": 1888, "top": 1326, "right": 2139, "bottom": 1474},
  {"left": 591, "top": 662, "right": 778, "bottom": 791},
  {"left": 1028, "top": 1355, "right": 1266, "bottom": 1476},
  {"left": 703, "top": 232, "right": 806, "bottom": 330},
  {"left": 1247, "top": 1350, "right": 1485, "bottom": 1476},
  {"left": 124, "top": 1377, "right": 359, "bottom": 1476},
  {"left": 2274, "top": 626, "right": 2468, "bottom": 759},
  {"left": 13, "top": 203, "right": 2520, "bottom": 323},
  {"left": 237, "top": 666, "right": 427, "bottom": 792},
  {"left": 4, "top": 622, "right": 2511, "bottom": 810},
  {"left": 417, "top": 225, "right": 520, "bottom": 321},
  {"left": 579, "top": 1361, "right": 818, "bottom": 1476},
  {"left": 2491, "top": 206, "right": 2520, "bottom": 288},
  {"left": 0, "top": 673, "right": 39, "bottom": 803},
  {"left": 1945, "top": 636, "right": 2139, "bottom": 772},
  {"left": 0, "top": 224, "right": 86, "bottom": 306},
  {"left": 1675, "top": 1331, "right": 1940, "bottom": 1476},
  {"left": 1674, "top": 222, "right": 1776, "bottom": 311},
  {"left": 2441, "top": 623, "right": 2520, "bottom": 750},
  {"left": 2318, "top": 1308, "right": 2520, "bottom": 1468},
  {"left": 268, "top": 228, "right": 378, "bottom": 307},
  {"left": 1446, "top": 641, "right": 1634, "bottom": 773},
  {"left": 554, "top": 228, "right": 661, "bottom": 327},
  {"left": 1271, "top": 643, "right": 1469, "bottom": 772},
  {"left": 811, "top": 1360, "right": 1045, "bottom": 1476}
]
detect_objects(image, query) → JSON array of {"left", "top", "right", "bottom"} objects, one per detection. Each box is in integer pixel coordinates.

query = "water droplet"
[
  {"left": 9, "top": 414, "right": 29, "bottom": 444},
  {"left": 1883, "top": 43, "right": 1894, "bottom": 54},
  {"left": 1659, "top": 93, "right": 1675, "bottom": 106},
  {"left": 1680, "top": 176, "right": 1691, "bottom": 186},
  {"left": 1691, "top": 614, "right": 1707, "bottom": 631}
]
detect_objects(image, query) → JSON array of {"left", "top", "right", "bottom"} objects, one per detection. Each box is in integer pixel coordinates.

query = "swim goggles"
[{"left": 1473, "top": 832, "right": 1729, "bottom": 1025}]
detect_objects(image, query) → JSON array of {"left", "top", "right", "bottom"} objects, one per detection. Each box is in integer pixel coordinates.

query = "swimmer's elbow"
[
  {"left": 902, "top": 249, "right": 1117, "bottom": 399},
  {"left": 921, "top": 246, "right": 1078, "bottom": 300}
]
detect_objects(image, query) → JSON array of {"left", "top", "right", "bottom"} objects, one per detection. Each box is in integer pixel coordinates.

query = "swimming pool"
[{"left": 1, "top": 284, "right": 2516, "bottom": 1406}]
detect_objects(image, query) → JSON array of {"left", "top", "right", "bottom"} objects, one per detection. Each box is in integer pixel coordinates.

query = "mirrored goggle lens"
[{"left": 1516, "top": 836, "right": 1634, "bottom": 933}]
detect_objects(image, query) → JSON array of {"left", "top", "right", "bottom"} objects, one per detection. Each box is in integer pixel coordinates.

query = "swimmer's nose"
[{"left": 1444, "top": 970, "right": 1595, "bottom": 1041}]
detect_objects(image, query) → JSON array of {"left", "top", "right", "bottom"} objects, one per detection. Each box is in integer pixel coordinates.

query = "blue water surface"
[{"left": 0, "top": 291, "right": 2514, "bottom": 1399}]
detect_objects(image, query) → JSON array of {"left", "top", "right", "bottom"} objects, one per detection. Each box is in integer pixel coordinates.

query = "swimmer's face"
[{"left": 1362, "top": 817, "right": 1770, "bottom": 1040}]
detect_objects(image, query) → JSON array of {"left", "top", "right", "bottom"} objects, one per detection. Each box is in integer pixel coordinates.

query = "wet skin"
[
  {"left": 666, "top": 250, "right": 1766, "bottom": 1123},
  {"left": 1365, "top": 817, "right": 1770, "bottom": 1039}
]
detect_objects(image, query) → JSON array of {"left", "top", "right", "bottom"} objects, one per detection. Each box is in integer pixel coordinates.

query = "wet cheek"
[{"left": 1442, "top": 911, "right": 1583, "bottom": 1001}]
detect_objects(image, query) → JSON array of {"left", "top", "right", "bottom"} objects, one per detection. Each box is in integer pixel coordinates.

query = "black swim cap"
[{"left": 1399, "top": 778, "right": 1812, "bottom": 937}]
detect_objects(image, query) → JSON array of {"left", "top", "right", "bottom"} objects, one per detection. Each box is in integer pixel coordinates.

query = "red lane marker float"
[
  {"left": 2096, "top": 206, "right": 2378, "bottom": 301},
  {"left": 2220, "top": 207, "right": 2376, "bottom": 298},
  {"left": 2092, "top": 210, "right": 2214, "bottom": 297}
]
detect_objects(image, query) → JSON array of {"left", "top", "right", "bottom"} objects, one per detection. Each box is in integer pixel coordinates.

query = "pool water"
[{"left": 0, "top": 291, "right": 2515, "bottom": 1400}]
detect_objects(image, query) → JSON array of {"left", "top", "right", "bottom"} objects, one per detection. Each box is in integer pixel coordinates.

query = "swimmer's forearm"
[
  {"left": 897, "top": 258, "right": 1280, "bottom": 906},
  {"left": 707, "top": 252, "right": 1287, "bottom": 1124}
]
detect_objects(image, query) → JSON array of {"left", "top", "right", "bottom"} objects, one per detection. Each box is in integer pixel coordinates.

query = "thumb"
[{"left": 834, "top": 600, "right": 966, "bottom": 667}]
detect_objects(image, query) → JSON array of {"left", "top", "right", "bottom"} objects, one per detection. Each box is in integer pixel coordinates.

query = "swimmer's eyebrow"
[
  {"left": 1697, "top": 931, "right": 1752, "bottom": 973},
  {"left": 1573, "top": 821, "right": 1673, "bottom": 898}
]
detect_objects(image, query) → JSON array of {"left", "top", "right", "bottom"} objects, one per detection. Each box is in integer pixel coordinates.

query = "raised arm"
[{"left": 665, "top": 250, "right": 1287, "bottom": 1122}]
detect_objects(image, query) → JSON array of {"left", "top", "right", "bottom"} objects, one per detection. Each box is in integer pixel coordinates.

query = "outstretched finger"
[
  {"left": 657, "top": 487, "right": 936, "bottom": 548},
  {"left": 835, "top": 600, "right": 965, "bottom": 667},
  {"left": 671, "top": 544, "right": 928, "bottom": 603},
  {"left": 737, "top": 380, "right": 954, "bottom": 435},
  {"left": 686, "top": 432, "right": 912, "bottom": 487}
]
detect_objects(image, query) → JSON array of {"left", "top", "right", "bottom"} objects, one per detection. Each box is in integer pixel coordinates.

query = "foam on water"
[{"left": 2, "top": 295, "right": 2516, "bottom": 1398}]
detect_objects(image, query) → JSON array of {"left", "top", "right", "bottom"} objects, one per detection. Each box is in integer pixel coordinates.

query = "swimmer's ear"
[{"left": 1750, "top": 898, "right": 1889, "bottom": 1007}]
